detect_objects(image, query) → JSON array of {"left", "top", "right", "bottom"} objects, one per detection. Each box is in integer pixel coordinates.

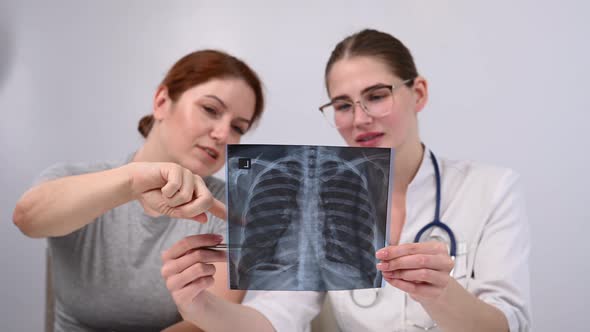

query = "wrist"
[
  {"left": 421, "top": 277, "right": 460, "bottom": 312},
  {"left": 118, "top": 163, "right": 141, "bottom": 199},
  {"left": 181, "top": 290, "right": 215, "bottom": 327},
  {"left": 199, "top": 290, "right": 217, "bottom": 315},
  {"left": 421, "top": 278, "right": 461, "bottom": 310}
]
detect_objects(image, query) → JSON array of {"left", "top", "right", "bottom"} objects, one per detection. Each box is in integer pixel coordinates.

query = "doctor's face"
[{"left": 325, "top": 56, "right": 427, "bottom": 150}]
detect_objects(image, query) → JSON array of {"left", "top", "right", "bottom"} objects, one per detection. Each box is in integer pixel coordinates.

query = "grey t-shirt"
[{"left": 37, "top": 156, "right": 226, "bottom": 332}]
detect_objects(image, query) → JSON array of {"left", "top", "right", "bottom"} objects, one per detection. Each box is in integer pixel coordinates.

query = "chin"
[
  {"left": 195, "top": 165, "right": 217, "bottom": 177},
  {"left": 198, "top": 163, "right": 223, "bottom": 177},
  {"left": 179, "top": 158, "right": 206, "bottom": 176}
]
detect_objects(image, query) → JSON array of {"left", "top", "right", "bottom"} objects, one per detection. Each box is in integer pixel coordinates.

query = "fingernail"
[
  {"left": 376, "top": 250, "right": 388, "bottom": 259},
  {"left": 376, "top": 263, "right": 385, "bottom": 270}
]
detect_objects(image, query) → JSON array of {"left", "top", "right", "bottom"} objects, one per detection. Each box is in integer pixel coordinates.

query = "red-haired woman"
[{"left": 13, "top": 49, "right": 265, "bottom": 332}]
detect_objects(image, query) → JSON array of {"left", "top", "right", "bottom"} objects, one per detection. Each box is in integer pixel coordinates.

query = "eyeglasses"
[{"left": 319, "top": 79, "right": 414, "bottom": 129}]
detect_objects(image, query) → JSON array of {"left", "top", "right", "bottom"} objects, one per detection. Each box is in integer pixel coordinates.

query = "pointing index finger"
[
  {"left": 208, "top": 198, "right": 227, "bottom": 221},
  {"left": 193, "top": 176, "right": 227, "bottom": 221}
]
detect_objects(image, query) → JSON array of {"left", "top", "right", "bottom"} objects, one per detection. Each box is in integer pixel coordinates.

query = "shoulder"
[
  {"left": 441, "top": 159, "right": 524, "bottom": 215},
  {"left": 440, "top": 157, "right": 522, "bottom": 195}
]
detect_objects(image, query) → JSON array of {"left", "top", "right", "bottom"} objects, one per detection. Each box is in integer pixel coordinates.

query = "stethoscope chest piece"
[{"left": 350, "top": 288, "right": 381, "bottom": 308}]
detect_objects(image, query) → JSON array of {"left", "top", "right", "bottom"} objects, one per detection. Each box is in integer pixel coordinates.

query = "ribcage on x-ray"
[
  {"left": 319, "top": 160, "right": 378, "bottom": 288},
  {"left": 238, "top": 160, "right": 303, "bottom": 287}
]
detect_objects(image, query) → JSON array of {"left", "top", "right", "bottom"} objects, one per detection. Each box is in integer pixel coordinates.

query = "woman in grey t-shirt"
[{"left": 13, "top": 49, "right": 265, "bottom": 332}]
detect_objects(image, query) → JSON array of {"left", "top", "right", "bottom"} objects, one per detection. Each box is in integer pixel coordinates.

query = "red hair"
[{"left": 138, "top": 50, "right": 264, "bottom": 138}]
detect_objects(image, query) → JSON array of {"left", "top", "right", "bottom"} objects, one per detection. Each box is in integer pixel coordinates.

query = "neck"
[
  {"left": 133, "top": 129, "right": 169, "bottom": 163},
  {"left": 392, "top": 140, "right": 424, "bottom": 195}
]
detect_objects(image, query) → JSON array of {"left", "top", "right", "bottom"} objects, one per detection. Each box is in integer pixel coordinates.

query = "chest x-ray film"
[{"left": 225, "top": 144, "right": 393, "bottom": 291}]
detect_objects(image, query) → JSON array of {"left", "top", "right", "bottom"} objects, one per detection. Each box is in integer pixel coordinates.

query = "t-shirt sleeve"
[
  {"left": 33, "top": 161, "right": 119, "bottom": 243},
  {"left": 467, "top": 170, "right": 532, "bottom": 332},
  {"left": 243, "top": 291, "right": 325, "bottom": 332},
  {"left": 33, "top": 161, "right": 114, "bottom": 186},
  {"left": 33, "top": 162, "right": 77, "bottom": 185}
]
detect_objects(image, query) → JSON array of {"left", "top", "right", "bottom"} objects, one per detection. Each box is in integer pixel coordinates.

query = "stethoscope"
[{"left": 350, "top": 151, "right": 457, "bottom": 308}]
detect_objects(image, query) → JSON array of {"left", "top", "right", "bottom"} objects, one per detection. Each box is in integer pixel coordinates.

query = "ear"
[
  {"left": 153, "top": 86, "right": 171, "bottom": 120},
  {"left": 412, "top": 76, "right": 428, "bottom": 114}
]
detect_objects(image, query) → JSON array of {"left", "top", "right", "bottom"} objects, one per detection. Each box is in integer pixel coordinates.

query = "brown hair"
[
  {"left": 138, "top": 50, "right": 265, "bottom": 138},
  {"left": 325, "top": 29, "right": 418, "bottom": 92}
]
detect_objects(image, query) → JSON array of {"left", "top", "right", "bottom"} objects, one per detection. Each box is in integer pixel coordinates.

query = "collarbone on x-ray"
[{"left": 226, "top": 144, "right": 392, "bottom": 291}]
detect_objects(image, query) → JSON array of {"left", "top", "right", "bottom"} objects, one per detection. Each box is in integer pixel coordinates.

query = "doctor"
[{"left": 160, "top": 29, "right": 531, "bottom": 331}]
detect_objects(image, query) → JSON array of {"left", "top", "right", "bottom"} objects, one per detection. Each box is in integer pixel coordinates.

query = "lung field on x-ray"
[{"left": 226, "top": 145, "right": 391, "bottom": 291}]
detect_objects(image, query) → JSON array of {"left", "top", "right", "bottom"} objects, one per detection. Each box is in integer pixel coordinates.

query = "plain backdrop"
[{"left": 1, "top": 1, "right": 588, "bottom": 331}]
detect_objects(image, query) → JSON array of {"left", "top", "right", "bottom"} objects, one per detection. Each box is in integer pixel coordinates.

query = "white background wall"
[{"left": 1, "top": 1, "right": 588, "bottom": 331}]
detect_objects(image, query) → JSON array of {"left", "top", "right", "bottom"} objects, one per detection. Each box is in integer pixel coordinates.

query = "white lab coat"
[{"left": 243, "top": 148, "right": 531, "bottom": 332}]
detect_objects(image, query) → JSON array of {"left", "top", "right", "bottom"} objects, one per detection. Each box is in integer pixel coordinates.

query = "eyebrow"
[
  {"left": 203, "top": 95, "right": 252, "bottom": 126},
  {"left": 331, "top": 83, "right": 390, "bottom": 101},
  {"left": 204, "top": 94, "right": 227, "bottom": 109}
]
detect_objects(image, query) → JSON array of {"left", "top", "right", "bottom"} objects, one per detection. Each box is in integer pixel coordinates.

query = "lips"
[
  {"left": 355, "top": 132, "right": 384, "bottom": 146},
  {"left": 198, "top": 145, "right": 219, "bottom": 160}
]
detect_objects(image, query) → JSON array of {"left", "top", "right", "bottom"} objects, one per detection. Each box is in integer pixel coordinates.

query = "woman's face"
[
  {"left": 154, "top": 78, "right": 256, "bottom": 176},
  {"left": 326, "top": 56, "right": 426, "bottom": 150}
]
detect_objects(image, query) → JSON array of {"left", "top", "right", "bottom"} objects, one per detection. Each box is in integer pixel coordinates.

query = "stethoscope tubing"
[{"left": 413, "top": 151, "right": 457, "bottom": 258}]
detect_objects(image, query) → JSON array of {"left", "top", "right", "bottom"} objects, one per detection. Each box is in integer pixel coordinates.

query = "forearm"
[
  {"left": 13, "top": 165, "right": 135, "bottom": 238},
  {"left": 422, "top": 279, "right": 509, "bottom": 332},
  {"left": 189, "top": 291, "right": 274, "bottom": 332}
]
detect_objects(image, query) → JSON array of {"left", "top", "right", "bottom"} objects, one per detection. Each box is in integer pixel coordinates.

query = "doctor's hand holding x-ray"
[
  {"left": 377, "top": 241, "right": 454, "bottom": 305},
  {"left": 161, "top": 232, "right": 226, "bottom": 321},
  {"left": 160, "top": 207, "right": 275, "bottom": 332}
]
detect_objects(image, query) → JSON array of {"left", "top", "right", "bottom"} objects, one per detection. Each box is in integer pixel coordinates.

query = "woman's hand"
[
  {"left": 127, "top": 162, "right": 224, "bottom": 222},
  {"left": 161, "top": 234, "right": 226, "bottom": 321},
  {"left": 376, "top": 242, "right": 454, "bottom": 304}
]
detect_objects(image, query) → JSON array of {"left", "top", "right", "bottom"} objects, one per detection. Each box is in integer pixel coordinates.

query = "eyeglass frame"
[{"left": 318, "top": 78, "right": 415, "bottom": 128}]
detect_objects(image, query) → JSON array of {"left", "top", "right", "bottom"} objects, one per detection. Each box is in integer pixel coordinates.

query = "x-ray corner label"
[{"left": 238, "top": 158, "right": 251, "bottom": 169}]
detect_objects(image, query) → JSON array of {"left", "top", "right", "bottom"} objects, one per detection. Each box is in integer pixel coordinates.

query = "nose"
[
  {"left": 210, "top": 120, "right": 230, "bottom": 143},
  {"left": 352, "top": 101, "right": 372, "bottom": 127}
]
